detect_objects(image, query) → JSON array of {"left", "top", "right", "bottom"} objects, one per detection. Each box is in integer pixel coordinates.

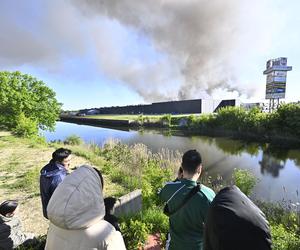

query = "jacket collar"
[{"left": 180, "top": 178, "right": 198, "bottom": 187}]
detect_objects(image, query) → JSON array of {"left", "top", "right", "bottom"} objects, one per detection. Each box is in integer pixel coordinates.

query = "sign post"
[{"left": 263, "top": 57, "right": 292, "bottom": 112}]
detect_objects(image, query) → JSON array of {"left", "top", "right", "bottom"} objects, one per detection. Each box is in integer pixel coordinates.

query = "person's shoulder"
[
  {"left": 40, "top": 162, "right": 50, "bottom": 173},
  {"left": 165, "top": 180, "right": 183, "bottom": 187},
  {"left": 87, "top": 219, "right": 115, "bottom": 235},
  {"left": 89, "top": 220, "right": 126, "bottom": 248},
  {"left": 160, "top": 180, "right": 184, "bottom": 192},
  {"left": 199, "top": 184, "right": 216, "bottom": 202},
  {"left": 104, "top": 225, "right": 126, "bottom": 250},
  {"left": 40, "top": 161, "right": 57, "bottom": 175},
  {"left": 158, "top": 180, "right": 184, "bottom": 201}
]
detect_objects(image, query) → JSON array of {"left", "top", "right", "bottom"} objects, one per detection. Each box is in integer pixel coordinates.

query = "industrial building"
[{"left": 78, "top": 99, "right": 239, "bottom": 115}]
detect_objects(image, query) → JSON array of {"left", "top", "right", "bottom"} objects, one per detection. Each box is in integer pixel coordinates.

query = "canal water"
[{"left": 43, "top": 121, "right": 300, "bottom": 204}]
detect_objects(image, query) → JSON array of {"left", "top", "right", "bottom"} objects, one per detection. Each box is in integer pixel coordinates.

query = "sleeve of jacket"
[{"left": 0, "top": 222, "right": 13, "bottom": 249}]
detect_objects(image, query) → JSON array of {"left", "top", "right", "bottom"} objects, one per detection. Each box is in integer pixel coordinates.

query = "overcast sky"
[{"left": 0, "top": 0, "right": 299, "bottom": 110}]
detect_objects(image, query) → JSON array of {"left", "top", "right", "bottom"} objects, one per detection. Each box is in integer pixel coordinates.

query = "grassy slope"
[{"left": 0, "top": 131, "right": 124, "bottom": 236}]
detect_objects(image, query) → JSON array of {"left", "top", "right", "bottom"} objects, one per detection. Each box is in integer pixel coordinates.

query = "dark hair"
[
  {"left": 93, "top": 167, "right": 104, "bottom": 189},
  {"left": 178, "top": 167, "right": 183, "bottom": 174},
  {"left": 52, "top": 148, "right": 72, "bottom": 163},
  {"left": 104, "top": 197, "right": 117, "bottom": 214},
  {"left": 0, "top": 200, "right": 18, "bottom": 216},
  {"left": 182, "top": 149, "right": 202, "bottom": 174}
]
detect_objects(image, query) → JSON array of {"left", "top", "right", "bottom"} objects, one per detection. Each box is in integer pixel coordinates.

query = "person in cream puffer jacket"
[{"left": 45, "top": 165, "right": 126, "bottom": 250}]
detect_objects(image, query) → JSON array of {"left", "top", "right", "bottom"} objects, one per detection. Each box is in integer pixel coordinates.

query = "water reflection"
[
  {"left": 259, "top": 152, "right": 285, "bottom": 177},
  {"left": 42, "top": 121, "right": 300, "bottom": 203}
]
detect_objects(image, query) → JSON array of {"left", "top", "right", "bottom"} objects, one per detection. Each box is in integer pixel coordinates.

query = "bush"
[
  {"left": 120, "top": 219, "right": 151, "bottom": 250},
  {"left": 160, "top": 114, "right": 172, "bottom": 127},
  {"left": 135, "top": 114, "right": 144, "bottom": 125},
  {"left": 233, "top": 168, "right": 257, "bottom": 196},
  {"left": 186, "top": 114, "right": 198, "bottom": 128},
  {"left": 275, "top": 103, "right": 300, "bottom": 137},
  {"left": 271, "top": 224, "right": 300, "bottom": 250},
  {"left": 214, "top": 106, "right": 247, "bottom": 131},
  {"left": 142, "top": 161, "right": 173, "bottom": 208},
  {"left": 12, "top": 113, "right": 38, "bottom": 138},
  {"left": 141, "top": 208, "right": 169, "bottom": 235},
  {"left": 63, "top": 135, "right": 83, "bottom": 145}
]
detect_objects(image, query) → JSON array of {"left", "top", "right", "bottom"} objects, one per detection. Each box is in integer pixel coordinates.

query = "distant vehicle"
[{"left": 76, "top": 113, "right": 86, "bottom": 117}]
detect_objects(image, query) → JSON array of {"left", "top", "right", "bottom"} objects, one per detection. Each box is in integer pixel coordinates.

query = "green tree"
[{"left": 0, "top": 71, "right": 61, "bottom": 134}]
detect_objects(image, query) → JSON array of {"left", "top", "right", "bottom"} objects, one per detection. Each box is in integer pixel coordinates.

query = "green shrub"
[
  {"left": 141, "top": 208, "right": 169, "bottom": 234},
  {"left": 161, "top": 114, "right": 172, "bottom": 127},
  {"left": 136, "top": 114, "right": 144, "bottom": 125},
  {"left": 271, "top": 224, "right": 300, "bottom": 250},
  {"left": 12, "top": 113, "right": 38, "bottom": 138},
  {"left": 233, "top": 169, "right": 257, "bottom": 196},
  {"left": 275, "top": 103, "right": 300, "bottom": 137},
  {"left": 142, "top": 161, "right": 173, "bottom": 208},
  {"left": 197, "top": 113, "right": 216, "bottom": 129},
  {"left": 186, "top": 114, "right": 198, "bottom": 128},
  {"left": 63, "top": 135, "right": 83, "bottom": 145},
  {"left": 215, "top": 106, "right": 247, "bottom": 131},
  {"left": 120, "top": 219, "right": 151, "bottom": 250}
]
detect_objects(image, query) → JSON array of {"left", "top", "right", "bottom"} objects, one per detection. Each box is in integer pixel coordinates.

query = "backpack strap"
[{"left": 164, "top": 183, "right": 201, "bottom": 216}]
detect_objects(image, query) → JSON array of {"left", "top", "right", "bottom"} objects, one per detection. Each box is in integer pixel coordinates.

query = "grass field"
[{"left": 0, "top": 131, "right": 124, "bottom": 237}]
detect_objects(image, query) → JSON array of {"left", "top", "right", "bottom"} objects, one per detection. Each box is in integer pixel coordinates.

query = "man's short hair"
[
  {"left": 0, "top": 200, "right": 18, "bottom": 216},
  {"left": 182, "top": 149, "right": 202, "bottom": 174},
  {"left": 52, "top": 148, "right": 72, "bottom": 163}
]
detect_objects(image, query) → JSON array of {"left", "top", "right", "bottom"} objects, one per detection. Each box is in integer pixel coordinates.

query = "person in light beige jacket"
[{"left": 45, "top": 165, "right": 126, "bottom": 250}]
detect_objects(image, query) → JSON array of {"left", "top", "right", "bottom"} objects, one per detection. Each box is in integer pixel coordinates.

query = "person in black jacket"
[
  {"left": 104, "top": 197, "right": 121, "bottom": 232},
  {"left": 204, "top": 185, "right": 272, "bottom": 250},
  {"left": 40, "top": 148, "right": 71, "bottom": 219}
]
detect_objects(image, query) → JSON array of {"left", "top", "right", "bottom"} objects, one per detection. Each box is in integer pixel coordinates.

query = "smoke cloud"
[
  {"left": 74, "top": 0, "right": 243, "bottom": 100},
  {"left": 0, "top": 0, "right": 275, "bottom": 102}
]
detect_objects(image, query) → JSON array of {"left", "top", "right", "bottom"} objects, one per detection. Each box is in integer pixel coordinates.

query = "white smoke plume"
[{"left": 0, "top": 0, "right": 277, "bottom": 102}]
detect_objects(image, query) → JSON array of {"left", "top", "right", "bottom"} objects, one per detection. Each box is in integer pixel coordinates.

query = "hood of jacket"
[
  {"left": 47, "top": 165, "right": 105, "bottom": 230},
  {"left": 204, "top": 185, "right": 272, "bottom": 250}
]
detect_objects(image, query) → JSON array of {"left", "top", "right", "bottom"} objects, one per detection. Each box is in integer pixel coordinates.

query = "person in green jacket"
[{"left": 158, "top": 149, "right": 215, "bottom": 250}]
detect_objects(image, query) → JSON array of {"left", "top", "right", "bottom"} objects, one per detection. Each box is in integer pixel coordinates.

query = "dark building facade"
[{"left": 83, "top": 99, "right": 238, "bottom": 115}]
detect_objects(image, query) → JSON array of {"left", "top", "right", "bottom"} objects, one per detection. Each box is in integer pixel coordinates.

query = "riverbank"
[
  {"left": 61, "top": 104, "right": 300, "bottom": 148},
  {"left": 1, "top": 132, "right": 300, "bottom": 249}
]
